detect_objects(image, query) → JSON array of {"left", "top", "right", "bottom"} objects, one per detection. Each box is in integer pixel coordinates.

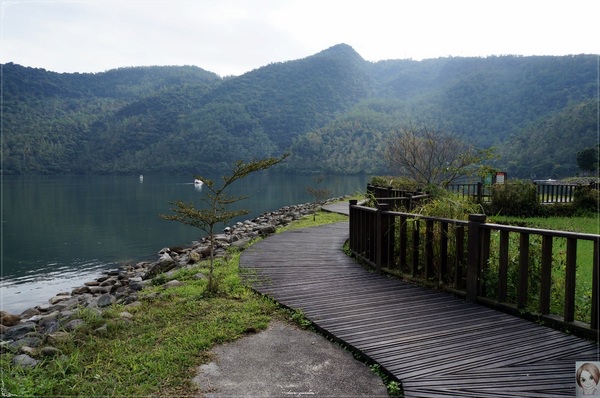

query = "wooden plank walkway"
[{"left": 240, "top": 221, "right": 599, "bottom": 397}]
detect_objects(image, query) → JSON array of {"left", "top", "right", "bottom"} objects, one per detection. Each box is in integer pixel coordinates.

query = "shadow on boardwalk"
[{"left": 240, "top": 212, "right": 599, "bottom": 397}]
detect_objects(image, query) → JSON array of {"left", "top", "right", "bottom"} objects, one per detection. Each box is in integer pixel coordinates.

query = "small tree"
[
  {"left": 306, "top": 175, "right": 332, "bottom": 221},
  {"left": 576, "top": 146, "right": 599, "bottom": 176},
  {"left": 161, "top": 155, "right": 287, "bottom": 293},
  {"left": 383, "top": 123, "right": 495, "bottom": 187}
]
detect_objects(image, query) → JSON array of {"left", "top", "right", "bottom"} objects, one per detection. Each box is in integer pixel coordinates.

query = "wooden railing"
[
  {"left": 445, "top": 181, "right": 593, "bottom": 204},
  {"left": 447, "top": 182, "right": 490, "bottom": 203},
  {"left": 366, "top": 184, "right": 431, "bottom": 211},
  {"left": 348, "top": 200, "right": 600, "bottom": 340}
]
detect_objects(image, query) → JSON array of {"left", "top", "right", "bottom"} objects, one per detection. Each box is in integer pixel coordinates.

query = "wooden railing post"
[
  {"left": 466, "top": 214, "right": 487, "bottom": 302},
  {"left": 349, "top": 199, "right": 358, "bottom": 252},
  {"left": 375, "top": 203, "right": 390, "bottom": 273},
  {"left": 477, "top": 182, "right": 483, "bottom": 204}
]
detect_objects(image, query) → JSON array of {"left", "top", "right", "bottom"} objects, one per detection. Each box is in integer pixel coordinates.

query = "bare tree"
[
  {"left": 384, "top": 123, "right": 494, "bottom": 187},
  {"left": 161, "top": 155, "right": 287, "bottom": 293},
  {"left": 306, "top": 175, "right": 331, "bottom": 221}
]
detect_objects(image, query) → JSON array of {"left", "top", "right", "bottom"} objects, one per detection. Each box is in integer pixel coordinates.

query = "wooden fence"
[
  {"left": 444, "top": 181, "right": 593, "bottom": 204},
  {"left": 348, "top": 200, "right": 600, "bottom": 340},
  {"left": 366, "top": 184, "right": 431, "bottom": 211}
]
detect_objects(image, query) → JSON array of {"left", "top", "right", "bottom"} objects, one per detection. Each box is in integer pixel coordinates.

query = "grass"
[
  {"left": 487, "top": 214, "right": 598, "bottom": 324},
  {"left": 1, "top": 209, "right": 351, "bottom": 397}
]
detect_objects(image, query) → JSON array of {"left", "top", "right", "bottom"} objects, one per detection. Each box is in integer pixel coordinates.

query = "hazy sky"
[{"left": 1, "top": 0, "right": 599, "bottom": 76}]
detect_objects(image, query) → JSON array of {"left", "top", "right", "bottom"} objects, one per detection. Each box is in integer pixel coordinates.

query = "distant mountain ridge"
[{"left": 2, "top": 44, "right": 598, "bottom": 177}]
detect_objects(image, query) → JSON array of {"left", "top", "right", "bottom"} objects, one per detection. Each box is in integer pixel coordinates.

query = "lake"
[{"left": 2, "top": 173, "right": 368, "bottom": 314}]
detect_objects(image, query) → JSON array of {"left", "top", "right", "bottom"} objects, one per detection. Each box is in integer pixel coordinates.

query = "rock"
[
  {"left": 40, "top": 346, "right": 61, "bottom": 357},
  {"left": 0, "top": 324, "right": 8, "bottom": 335},
  {"left": 4, "top": 322, "right": 36, "bottom": 341},
  {"left": 19, "top": 307, "right": 40, "bottom": 319},
  {"left": 231, "top": 237, "right": 251, "bottom": 248},
  {"left": 190, "top": 251, "right": 201, "bottom": 262},
  {"left": 72, "top": 286, "right": 91, "bottom": 295},
  {"left": 11, "top": 336, "right": 43, "bottom": 349},
  {"left": 97, "top": 294, "right": 113, "bottom": 308},
  {"left": 46, "top": 331, "right": 71, "bottom": 344},
  {"left": 63, "top": 319, "right": 85, "bottom": 332},
  {"left": 163, "top": 280, "right": 185, "bottom": 289},
  {"left": 84, "top": 281, "right": 100, "bottom": 286},
  {"left": 119, "top": 311, "right": 133, "bottom": 320},
  {"left": 19, "top": 346, "right": 36, "bottom": 356},
  {"left": 0, "top": 311, "right": 21, "bottom": 327},
  {"left": 39, "top": 318, "right": 60, "bottom": 335},
  {"left": 100, "top": 278, "right": 116, "bottom": 287},
  {"left": 89, "top": 286, "right": 111, "bottom": 295},
  {"left": 94, "top": 324, "right": 108, "bottom": 336},
  {"left": 125, "top": 301, "right": 142, "bottom": 309},
  {"left": 143, "top": 255, "right": 176, "bottom": 280},
  {"left": 49, "top": 295, "right": 68, "bottom": 305},
  {"left": 12, "top": 354, "right": 38, "bottom": 368},
  {"left": 129, "top": 280, "right": 149, "bottom": 291},
  {"left": 121, "top": 295, "right": 138, "bottom": 305}
]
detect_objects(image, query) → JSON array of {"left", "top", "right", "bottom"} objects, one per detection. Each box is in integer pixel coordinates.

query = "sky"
[{"left": 1, "top": 0, "right": 599, "bottom": 77}]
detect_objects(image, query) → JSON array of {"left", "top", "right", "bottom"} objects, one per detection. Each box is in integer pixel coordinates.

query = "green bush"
[
  {"left": 370, "top": 176, "right": 421, "bottom": 192},
  {"left": 489, "top": 180, "right": 542, "bottom": 217},
  {"left": 573, "top": 185, "right": 600, "bottom": 214},
  {"left": 415, "top": 190, "right": 482, "bottom": 220}
]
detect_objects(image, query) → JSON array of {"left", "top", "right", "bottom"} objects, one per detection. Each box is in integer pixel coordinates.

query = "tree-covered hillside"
[{"left": 2, "top": 44, "right": 598, "bottom": 177}]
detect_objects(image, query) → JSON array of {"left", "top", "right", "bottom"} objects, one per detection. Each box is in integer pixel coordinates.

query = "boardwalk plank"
[{"left": 240, "top": 221, "right": 599, "bottom": 397}]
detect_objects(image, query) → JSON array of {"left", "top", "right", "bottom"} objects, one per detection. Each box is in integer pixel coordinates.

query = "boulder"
[
  {"left": 40, "top": 346, "right": 61, "bottom": 357},
  {"left": 12, "top": 354, "right": 38, "bottom": 368},
  {"left": 63, "top": 319, "right": 85, "bottom": 332},
  {"left": 163, "top": 280, "right": 185, "bottom": 289},
  {"left": 4, "top": 322, "right": 36, "bottom": 341},
  {"left": 144, "top": 254, "right": 176, "bottom": 280},
  {"left": 0, "top": 311, "right": 21, "bottom": 327},
  {"left": 97, "top": 294, "right": 113, "bottom": 308}
]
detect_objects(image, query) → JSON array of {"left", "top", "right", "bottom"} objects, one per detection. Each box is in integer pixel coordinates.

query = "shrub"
[
  {"left": 573, "top": 185, "right": 600, "bottom": 214},
  {"left": 370, "top": 176, "right": 421, "bottom": 192},
  {"left": 415, "top": 190, "right": 482, "bottom": 220},
  {"left": 489, "top": 180, "right": 542, "bottom": 217}
]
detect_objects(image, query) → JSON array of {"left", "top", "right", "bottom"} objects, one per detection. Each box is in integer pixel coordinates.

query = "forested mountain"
[{"left": 2, "top": 44, "right": 598, "bottom": 178}]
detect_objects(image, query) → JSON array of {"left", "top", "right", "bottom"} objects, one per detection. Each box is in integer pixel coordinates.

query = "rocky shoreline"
[{"left": 1, "top": 200, "right": 346, "bottom": 368}]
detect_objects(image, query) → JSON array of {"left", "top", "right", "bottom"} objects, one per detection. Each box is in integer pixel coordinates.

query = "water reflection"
[{"left": 1, "top": 173, "right": 368, "bottom": 313}]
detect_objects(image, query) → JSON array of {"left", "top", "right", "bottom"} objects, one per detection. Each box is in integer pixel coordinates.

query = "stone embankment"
[{"left": 1, "top": 200, "right": 345, "bottom": 368}]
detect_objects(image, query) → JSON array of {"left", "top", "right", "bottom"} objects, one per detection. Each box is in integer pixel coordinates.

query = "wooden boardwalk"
[{"left": 240, "top": 221, "right": 599, "bottom": 397}]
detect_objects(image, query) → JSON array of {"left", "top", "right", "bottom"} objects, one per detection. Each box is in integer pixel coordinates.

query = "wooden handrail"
[{"left": 348, "top": 200, "right": 600, "bottom": 340}]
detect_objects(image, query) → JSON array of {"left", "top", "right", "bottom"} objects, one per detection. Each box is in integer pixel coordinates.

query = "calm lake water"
[{"left": 2, "top": 173, "right": 368, "bottom": 313}]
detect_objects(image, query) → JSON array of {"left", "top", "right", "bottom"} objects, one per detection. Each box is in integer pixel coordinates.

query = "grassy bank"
[{"left": 2, "top": 210, "right": 348, "bottom": 397}]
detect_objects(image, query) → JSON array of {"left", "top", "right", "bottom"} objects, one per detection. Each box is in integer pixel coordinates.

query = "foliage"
[
  {"left": 306, "top": 175, "right": 332, "bottom": 221},
  {"left": 161, "top": 155, "right": 287, "bottom": 293},
  {"left": 488, "top": 180, "right": 542, "bottom": 217},
  {"left": 414, "top": 190, "right": 483, "bottom": 221},
  {"left": 577, "top": 146, "right": 600, "bottom": 175},
  {"left": 482, "top": 216, "right": 597, "bottom": 324},
  {"left": 383, "top": 123, "right": 496, "bottom": 187},
  {"left": 370, "top": 175, "right": 421, "bottom": 192},
  {"left": 500, "top": 100, "right": 599, "bottom": 179},
  {"left": 2, "top": 53, "right": 598, "bottom": 176},
  {"left": 573, "top": 185, "right": 600, "bottom": 215}
]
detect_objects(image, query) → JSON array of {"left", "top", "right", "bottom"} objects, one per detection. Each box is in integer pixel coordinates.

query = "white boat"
[
  {"left": 194, "top": 179, "right": 203, "bottom": 185},
  {"left": 139, "top": 175, "right": 144, "bottom": 182}
]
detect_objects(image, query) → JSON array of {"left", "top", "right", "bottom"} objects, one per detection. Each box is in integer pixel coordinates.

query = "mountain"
[{"left": 2, "top": 45, "right": 598, "bottom": 177}]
